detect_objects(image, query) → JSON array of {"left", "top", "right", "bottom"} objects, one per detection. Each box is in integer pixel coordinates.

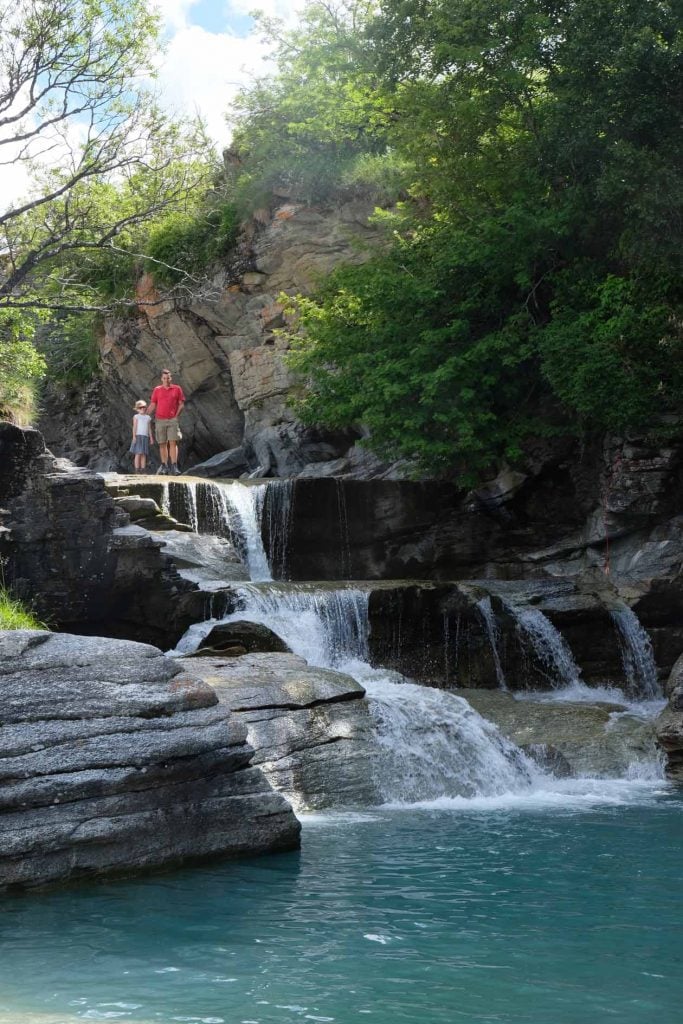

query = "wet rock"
[
  {"left": 0, "top": 425, "right": 207, "bottom": 649},
  {"left": 113, "top": 495, "right": 193, "bottom": 532},
  {"left": 186, "top": 446, "right": 252, "bottom": 478},
  {"left": 158, "top": 530, "right": 249, "bottom": 585},
  {"left": 183, "top": 652, "right": 379, "bottom": 810},
  {"left": 458, "top": 688, "right": 660, "bottom": 778},
  {"left": 655, "top": 653, "right": 683, "bottom": 779},
  {"left": 0, "top": 631, "right": 300, "bottom": 890},
  {"left": 520, "top": 743, "right": 574, "bottom": 778},
  {"left": 197, "top": 621, "right": 292, "bottom": 655}
]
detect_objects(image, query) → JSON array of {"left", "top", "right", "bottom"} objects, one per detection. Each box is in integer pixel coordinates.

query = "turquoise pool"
[{"left": 1, "top": 785, "right": 681, "bottom": 1024}]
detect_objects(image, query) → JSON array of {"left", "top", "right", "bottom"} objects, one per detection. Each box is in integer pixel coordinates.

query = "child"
[{"left": 129, "top": 400, "right": 154, "bottom": 473}]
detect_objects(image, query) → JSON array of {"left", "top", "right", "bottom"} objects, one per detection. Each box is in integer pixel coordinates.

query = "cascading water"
[
  {"left": 477, "top": 596, "right": 507, "bottom": 690},
  {"left": 264, "top": 479, "right": 293, "bottom": 580},
  {"left": 610, "top": 604, "right": 662, "bottom": 699},
  {"left": 175, "top": 583, "right": 543, "bottom": 802},
  {"left": 168, "top": 476, "right": 664, "bottom": 800},
  {"left": 510, "top": 605, "right": 583, "bottom": 689},
  {"left": 213, "top": 482, "right": 271, "bottom": 581}
]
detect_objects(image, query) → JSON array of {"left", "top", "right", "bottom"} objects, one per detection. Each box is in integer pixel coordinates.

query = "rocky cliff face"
[
  {"left": 0, "top": 631, "right": 299, "bottom": 890},
  {"left": 0, "top": 422, "right": 207, "bottom": 645},
  {"left": 40, "top": 198, "right": 379, "bottom": 475}
]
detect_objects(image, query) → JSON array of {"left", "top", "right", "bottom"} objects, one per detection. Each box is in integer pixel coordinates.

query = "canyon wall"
[{"left": 40, "top": 198, "right": 380, "bottom": 476}]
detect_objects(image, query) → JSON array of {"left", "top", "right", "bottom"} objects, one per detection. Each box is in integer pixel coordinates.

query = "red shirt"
[{"left": 150, "top": 384, "right": 185, "bottom": 419}]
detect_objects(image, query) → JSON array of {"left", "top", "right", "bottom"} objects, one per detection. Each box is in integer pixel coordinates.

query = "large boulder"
[
  {"left": 0, "top": 631, "right": 300, "bottom": 890},
  {"left": 655, "top": 652, "right": 683, "bottom": 779},
  {"left": 184, "top": 652, "right": 379, "bottom": 810},
  {"left": 461, "top": 688, "right": 660, "bottom": 778}
]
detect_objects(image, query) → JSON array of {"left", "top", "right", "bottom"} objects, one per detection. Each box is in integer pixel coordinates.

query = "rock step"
[{"left": 0, "top": 631, "right": 300, "bottom": 891}]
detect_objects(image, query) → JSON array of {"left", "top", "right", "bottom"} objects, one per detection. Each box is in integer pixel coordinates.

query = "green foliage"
[
  {"left": 288, "top": 214, "right": 550, "bottom": 479},
  {"left": 144, "top": 200, "right": 239, "bottom": 286},
  {"left": 229, "top": 1, "right": 395, "bottom": 209},
  {"left": 273, "top": 0, "right": 683, "bottom": 476},
  {"left": 0, "top": 312, "right": 46, "bottom": 424},
  {"left": 340, "top": 151, "right": 413, "bottom": 203},
  {"left": 37, "top": 314, "right": 101, "bottom": 387},
  {"left": 539, "top": 274, "right": 683, "bottom": 430},
  {"left": 0, "top": 585, "right": 46, "bottom": 630}
]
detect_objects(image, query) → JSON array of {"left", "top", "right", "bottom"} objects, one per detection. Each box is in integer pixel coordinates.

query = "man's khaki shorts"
[{"left": 155, "top": 417, "right": 180, "bottom": 443}]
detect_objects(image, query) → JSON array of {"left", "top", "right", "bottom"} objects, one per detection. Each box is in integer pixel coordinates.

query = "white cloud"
[
  {"left": 157, "top": 24, "right": 271, "bottom": 147},
  {"left": 227, "top": 0, "right": 303, "bottom": 21},
  {"left": 154, "top": 0, "right": 201, "bottom": 33},
  {"left": 149, "top": 0, "right": 307, "bottom": 147}
]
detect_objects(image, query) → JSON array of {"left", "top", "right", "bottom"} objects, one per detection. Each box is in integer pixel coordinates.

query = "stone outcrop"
[
  {"left": 0, "top": 631, "right": 300, "bottom": 890},
  {"left": 184, "top": 652, "right": 379, "bottom": 810},
  {"left": 40, "top": 197, "right": 378, "bottom": 475},
  {"left": 0, "top": 423, "right": 207, "bottom": 647},
  {"left": 460, "top": 688, "right": 660, "bottom": 778},
  {"left": 655, "top": 653, "right": 683, "bottom": 779}
]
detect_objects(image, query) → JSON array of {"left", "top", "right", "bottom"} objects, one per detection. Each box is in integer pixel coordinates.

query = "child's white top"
[{"left": 134, "top": 413, "right": 151, "bottom": 436}]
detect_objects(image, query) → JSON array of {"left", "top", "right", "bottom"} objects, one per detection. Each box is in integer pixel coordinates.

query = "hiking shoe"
[
  {"left": 169, "top": 464, "right": 181, "bottom": 475},
  {"left": 156, "top": 464, "right": 168, "bottom": 475}
]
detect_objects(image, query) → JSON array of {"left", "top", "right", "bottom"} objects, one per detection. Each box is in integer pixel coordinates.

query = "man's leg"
[
  {"left": 168, "top": 439, "right": 178, "bottom": 465},
  {"left": 159, "top": 441, "right": 168, "bottom": 465}
]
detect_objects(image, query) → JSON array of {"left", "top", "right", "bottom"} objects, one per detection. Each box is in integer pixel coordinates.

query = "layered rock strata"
[
  {"left": 656, "top": 653, "right": 683, "bottom": 780},
  {"left": 0, "top": 631, "right": 300, "bottom": 890},
  {"left": 40, "top": 198, "right": 378, "bottom": 474},
  {"left": 184, "top": 652, "right": 379, "bottom": 810},
  {"left": 0, "top": 423, "right": 206, "bottom": 647}
]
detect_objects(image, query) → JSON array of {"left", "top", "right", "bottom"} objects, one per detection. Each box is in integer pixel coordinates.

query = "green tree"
[
  {"left": 228, "top": 1, "right": 400, "bottom": 209},
  {"left": 0, "top": 0, "right": 212, "bottom": 314},
  {"left": 0, "top": 311, "right": 46, "bottom": 422},
  {"left": 284, "top": 0, "right": 683, "bottom": 476}
]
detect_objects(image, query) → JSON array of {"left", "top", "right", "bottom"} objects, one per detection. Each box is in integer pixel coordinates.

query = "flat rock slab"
[
  {"left": 182, "top": 653, "right": 379, "bottom": 810},
  {"left": 458, "top": 688, "right": 660, "bottom": 777},
  {"left": 0, "top": 631, "right": 299, "bottom": 891}
]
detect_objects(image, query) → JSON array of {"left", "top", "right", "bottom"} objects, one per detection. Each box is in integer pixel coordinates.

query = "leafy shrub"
[
  {"left": 144, "top": 200, "right": 240, "bottom": 286},
  {"left": 341, "top": 151, "right": 414, "bottom": 204},
  {"left": 0, "top": 311, "right": 46, "bottom": 424},
  {"left": 38, "top": 313, "right": 101, "bottom": 387}
]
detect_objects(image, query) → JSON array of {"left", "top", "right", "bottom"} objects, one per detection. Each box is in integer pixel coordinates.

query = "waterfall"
[
  {"left": 265, "top": 480, "right": 294, "bottom": 580},
  {"left": 185, "top": 480, "right": 199, "bottom": 532},
  {"left": 610, "top": 604, "right": 661, "bottom": 699},
  {"left": 194, "top": 482, "right": 272, "bottom": 582},
  {"left": 175, "top": 583, "right": 542, "bottom": 802},
  {"left": 477, "top": 596, "right": 507, "bottom": 690},
  {"left": 223, "top": 583, "right": 369, "bottom": 669},
  {"left": 367, "top": 676, "right": 537, "bottom": 802},
  {"left": 510, "top": 606, "right": 582, "bottom": 689},
  {"left": 159, "top": 482, "right": 170, "bottom": 517},
  {"left": 335, "top": 478, "right": 352, "bottom": 579}
]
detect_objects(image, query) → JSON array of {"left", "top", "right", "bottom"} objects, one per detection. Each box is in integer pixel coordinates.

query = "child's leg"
[
  {"left": 140, "top": 454, "right": 147, "bottom": 471},
  {"left": 134, "top": 453, "right": 142, "bottom": 471}
]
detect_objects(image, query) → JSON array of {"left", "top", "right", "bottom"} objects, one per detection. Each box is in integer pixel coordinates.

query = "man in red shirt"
[{"left": 147, "top": 368, "right": 185, "bottom": 475}]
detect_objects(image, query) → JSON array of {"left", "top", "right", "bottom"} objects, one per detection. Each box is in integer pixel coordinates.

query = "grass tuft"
[{"left": 0, "top": 588, "right": 46, "bottom": 630}]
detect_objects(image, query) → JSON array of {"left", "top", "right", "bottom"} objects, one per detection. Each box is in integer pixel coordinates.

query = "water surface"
[{"left": 1, "top": 792, "right": 681, "bottom": 1024}]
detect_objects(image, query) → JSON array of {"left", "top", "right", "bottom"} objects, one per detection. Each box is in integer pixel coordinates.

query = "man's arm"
[{"left": 147, "top": 402, "right": 156, "bottom": 416}]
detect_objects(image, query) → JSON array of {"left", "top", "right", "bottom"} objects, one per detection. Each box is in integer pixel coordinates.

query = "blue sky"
[
  {"left": 155, "top": 0, "right": 304, "bottom": 147},
  {"left": 0, "top": 1, "right": 303, "bottom": 206}
]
